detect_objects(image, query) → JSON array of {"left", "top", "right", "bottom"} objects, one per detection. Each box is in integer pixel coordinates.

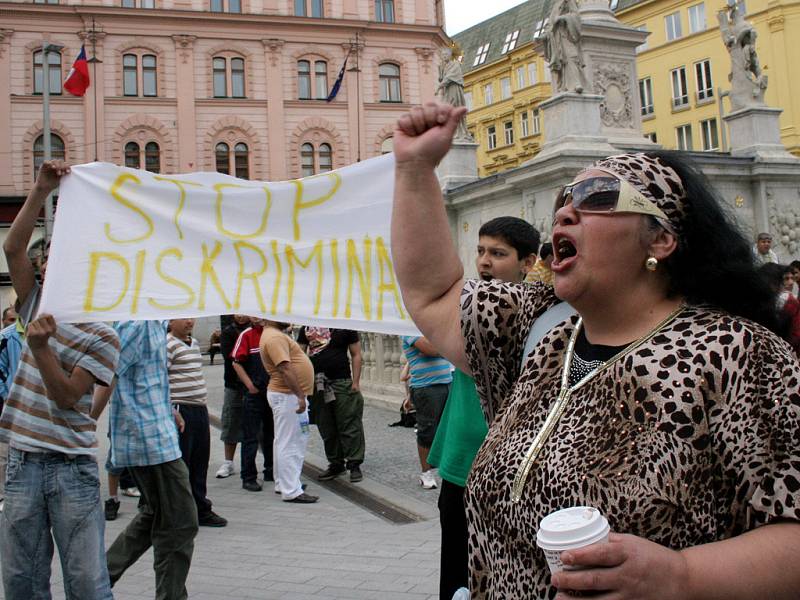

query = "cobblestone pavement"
[{"left": 1, "top": 360, "right": 443, "bottom": 600}]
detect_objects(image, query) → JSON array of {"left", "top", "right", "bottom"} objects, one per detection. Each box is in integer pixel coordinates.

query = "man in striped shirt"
[
  {"left": 167, "top": 319, "right": 227, "bottom": 527},
  {"left": 401, "top": 336, "right": 452, "bottom": 490},
  {"left": 0, "top": 160, "right": 120, "bottom": 599}
]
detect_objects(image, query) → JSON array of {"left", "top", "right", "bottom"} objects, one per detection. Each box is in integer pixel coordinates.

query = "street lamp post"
[{"left": 41, "top": 41, "right": 64, "bottom": 244}]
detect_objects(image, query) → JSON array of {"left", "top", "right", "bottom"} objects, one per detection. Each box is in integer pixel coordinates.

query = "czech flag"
[{"left": 64, "top": 46, "right": 90, "bottom": 97}]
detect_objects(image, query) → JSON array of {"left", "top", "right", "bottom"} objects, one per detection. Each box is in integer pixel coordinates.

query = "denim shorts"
[{"left": 410, "top": 383, "right": 450, "bottom": 448}]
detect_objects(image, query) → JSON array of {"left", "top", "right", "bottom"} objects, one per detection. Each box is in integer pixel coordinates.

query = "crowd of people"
[{"left": 0, "top": 97, "right": 799, "bottom": 600}]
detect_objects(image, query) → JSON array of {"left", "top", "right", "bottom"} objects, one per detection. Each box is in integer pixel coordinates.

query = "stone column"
[
  {"left": 172, "top": 35, "right": 197, "bottom": 171},
  {"left": 79, "top": 29, "right": 106, "bottom": 162},
  {"left": 0, "top": 29, "right": 14, "bottom": 194},
  {"left": 262, "top": 38, "right": 286, "bottom": 180}
]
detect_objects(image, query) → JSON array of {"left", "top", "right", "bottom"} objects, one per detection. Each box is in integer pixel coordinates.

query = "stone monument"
[{"left": 543, "top": 0, "right": 589, "bottom": 94}]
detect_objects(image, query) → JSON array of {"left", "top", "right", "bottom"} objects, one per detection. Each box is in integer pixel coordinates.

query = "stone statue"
[
  {"left": 543, "top": 0, "right": 588, "bottom": 94},
  {"left": 436, "top": 47, "right": 473, "bottom": 141},
  {"left": 718, "top": 0, "right": 767, "bottom": 110}
]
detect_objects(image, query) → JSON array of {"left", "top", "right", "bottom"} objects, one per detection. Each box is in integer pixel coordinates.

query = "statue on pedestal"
[
  {"left": 436, "top": 45, "right": 473, "bottom": 141},
  {"left": 718, "top": 0, "right": 768, "bottom": 110},
  {"left": 543, "top": 0, "right": 588, "bottom": 94}
]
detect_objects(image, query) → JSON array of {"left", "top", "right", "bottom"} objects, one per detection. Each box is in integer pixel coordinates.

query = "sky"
[{"left": 444, "top": 0, "right": 529, "bottom": 35}]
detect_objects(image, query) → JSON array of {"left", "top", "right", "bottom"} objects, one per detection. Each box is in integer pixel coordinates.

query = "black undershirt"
[{"left": 568, "top": 329, "right": 627, "bottom": 386}]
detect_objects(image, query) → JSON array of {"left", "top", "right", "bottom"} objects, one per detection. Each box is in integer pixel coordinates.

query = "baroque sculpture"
[
  {"left": 543, "top": 0, "right": 588, "bottom": 94},
  {"left": 436, "top": 45, "right": 473, "bottom": 141},
  {"left": 718, "top": 0, "right": 767, "bottom": 110}
]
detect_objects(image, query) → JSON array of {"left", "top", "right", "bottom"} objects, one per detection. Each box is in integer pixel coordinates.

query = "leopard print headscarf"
[{"left": 593, "top": 153, "right": 687, "bottom": 237}]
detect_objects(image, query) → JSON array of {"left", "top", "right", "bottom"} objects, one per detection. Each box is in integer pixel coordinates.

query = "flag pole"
[
  {"left": 347, "top": 32, "right": 362, "bottom": 162},
  {"left": 87, "top": 18, "right": 103, "bottom": 162},
  {"left": 41, "top": 41, "right": 63, "bottom": 245}
]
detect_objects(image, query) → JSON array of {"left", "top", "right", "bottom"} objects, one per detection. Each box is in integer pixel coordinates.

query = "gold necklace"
[{"left": 510, "top": 303, "right": 686, "bottom": 503}]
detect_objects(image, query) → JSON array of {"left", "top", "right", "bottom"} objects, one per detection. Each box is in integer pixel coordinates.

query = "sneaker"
[
  {"left": 242, "top": 480, "right": 263, "bottom": 492},
  {"left": 349, "top": 465, "right": 363, "bottom": 483},
  {"left": 419, "top": 470, "right": 437, "bottom": 490},
  {"left": 104, "top": 498, "right": 121, "bottom": 521},
  {"left": 198, "top": 511, "right": 228, "bottom": 527},
  {"left": 317, "top": 464, "right": 345, "bottom": 481},
  {"left": 216, "top": 461, "right": 235, "bottom": 478},
  {"left": 283, "top": 492, "right": 319, "bottom": 504},
  {"left": 121, "top": 487, "right": 141, "bottom": 498}
]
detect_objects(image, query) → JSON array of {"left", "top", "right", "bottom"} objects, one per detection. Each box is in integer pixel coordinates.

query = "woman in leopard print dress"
[{"left": 391, "top": 101, "right": 800, "bottom": 600}]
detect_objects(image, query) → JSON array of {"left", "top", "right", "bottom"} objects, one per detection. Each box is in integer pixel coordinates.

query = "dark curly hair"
[{"left": 646, "top": 150, "right": 782, "bottom": 334}]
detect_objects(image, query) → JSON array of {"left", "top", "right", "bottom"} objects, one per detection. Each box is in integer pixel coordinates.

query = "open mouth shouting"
[
  {"left": 551, "top": 233, "right": 577, "bottom": 272},
  {"left": 479, "top": 272, "right": 495, "bottom": 281}
]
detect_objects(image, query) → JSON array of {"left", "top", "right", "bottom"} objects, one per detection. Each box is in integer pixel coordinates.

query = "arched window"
[
  {"left": 145, "top": 142, "right": 160, "bottom": 173},
  {"left": 124, "top": 141, "right": 140, "bottom": 168},
  {"left": 380, "top": 137, "right": 393, "bottom": 154},
  {"left": 212, "top": 56, "right": 245, "bottom": 98},
  {"left": 300, "top": 141, "right": 333, "bottom": 176},
  {"left": 234, "top": 142, "right": 249, "bottom": 179},
  {"left": 33, "top": 134, "right": 65, "bottom": 178},
  {"left": 379, "top": 63, "right": 401, "bottom": 102},
  {"left": 315, "top": 61, "right": 328, "bottom": 99},
  {"left": 216, "top": 142, "right": 230, "bottom": 174},
  {"left": 33, "top": 50, "right": 62, "bottom": 95},
  {"left": 318, "top": 143, "right": 332, "bottom": 172},
  {"left": 123, "top": 54, "right": 138, "bottom": 95},
  {"left": 298, "top": 60, "right": 311, "bottom": 99},
  {"left": 300, "top": 143, "right": 315, "bottom": 177}
]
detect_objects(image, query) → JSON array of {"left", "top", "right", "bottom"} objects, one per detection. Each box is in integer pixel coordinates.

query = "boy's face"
[{"left": 475, "top": 235, "right": 534, "bottom": 284}]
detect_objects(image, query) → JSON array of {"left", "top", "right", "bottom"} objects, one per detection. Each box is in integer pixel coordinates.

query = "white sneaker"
[
  {"left": 121, "top": 487, "right": 141, "bottom": 498},
  {"left": 419, "top": 470, "right": 437, "bottom": 489},
  {"left": 216, "top": 461, "right": 235, "bottom": 478}
]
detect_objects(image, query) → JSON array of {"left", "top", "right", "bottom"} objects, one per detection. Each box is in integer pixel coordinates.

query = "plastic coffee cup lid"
[{"left": 536, "top": 506, "right": 610, "bottom": 551}]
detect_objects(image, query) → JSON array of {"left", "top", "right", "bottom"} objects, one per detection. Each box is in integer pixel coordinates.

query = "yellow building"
[{"left": 455, "top": 0, "right": 800, "bottom": 177}]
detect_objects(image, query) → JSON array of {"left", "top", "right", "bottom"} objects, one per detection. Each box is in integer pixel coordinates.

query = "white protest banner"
[{"left": 40, "top": 153, "right": 419, "bottom": 336}]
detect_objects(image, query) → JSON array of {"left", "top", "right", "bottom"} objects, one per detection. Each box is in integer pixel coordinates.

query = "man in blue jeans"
[{"left": 0, "top": 160, "right": 120, "bottom": 600}]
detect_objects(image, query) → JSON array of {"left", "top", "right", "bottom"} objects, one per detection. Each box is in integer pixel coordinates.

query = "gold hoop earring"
[{"left": 645, "top": 256, "right": 658, "bottom": 271}]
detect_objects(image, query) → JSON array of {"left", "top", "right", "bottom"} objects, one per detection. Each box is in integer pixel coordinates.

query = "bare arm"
[
  {"left": 348, "top": 341, "right": 362, "bottom": 391},
  {"left": 232, "top": 361, "right": 258, "bottom": 395},
  {"left": 90, "top": 376, "right": 115, "bottom": 420},
  {"left": 4, "top": 161, "right": 69, "bottom": 307},
  {"left": 391, "top": 102, "right": 470, "bottom": 374},
  {"left": 276, "top": 361, "right": 307, "bottom": 413},
  {"left": 554, "top": 522, "right": 800, "bottom": 600},
  {"left": 412, "top": 337, "right": 440, "bottom": 357},
  {"left": 27, "top": 314, "right": 96, "bottom": 410}
]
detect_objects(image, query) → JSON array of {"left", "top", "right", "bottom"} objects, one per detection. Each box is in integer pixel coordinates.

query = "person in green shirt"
[{"left": 427, "top": 216, "right": 540, "bottom": 600}]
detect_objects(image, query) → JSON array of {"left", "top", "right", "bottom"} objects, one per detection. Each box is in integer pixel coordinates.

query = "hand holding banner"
[{"left": 40, "top": 153, "right": 418, "bottom": 336}]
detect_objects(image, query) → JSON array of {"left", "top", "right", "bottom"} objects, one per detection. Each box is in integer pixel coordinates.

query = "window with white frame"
[
  {"left": 688, "top": 3, "right": 706, "bottom": 33},
  {"left": 665, "top": 11, "right": 682, "bottom": 41},
  {"left": 123, "top": 53, "right": 157, "bottom": 97},
  {"left": 533, "top": 19, "right": 549, "bottom": 39},
  {"left": 610, "top": 0, "right": 619, "bottom": 9},
  {"left": 379, "top": 63, "right": 401, "bottom": 102},
  {"left": 521, "top": 111, "right": 529, "bottom": 137},
  {"left": 516, "top": 66, "right": 525, "bottom": 89},
  {"left": 300, "top": 142, "right": 332, "bottom": 176},
  {"left": 501, "top": 30, "right": 520, "bottom": 54},
  {"left": 210, "top": 0, "right": 240, "bottom": 11},
  {"left": 645, "top": 131, "right": 658, "bottom": 143},
  {"left": 484, "top": 82, "right": 493, "bottom": 105},
  {"left": 504, "top": 121, "right": 514, "bottom": 145},
  {"left": 33, "top": 50, "right": 62, "bottom": 95},
  {"left": 500, "top": 77, "right": 511, "bottom": 99},
  {"left": 533, "top": 108, "right": 541, "bottom": 134},
  {"left": 528, "top": 62, "right": 538, "bottom": 85},
  {"left": 375, "top": 0, "right": 394, "bottom": 23},
  {"left": 635, "top": 24, "right": 649, "bottom": 53},
  {"left": 639, "top": 77, "right": 654, "bottom": 115},
  {"left": 123, "top": 0, "right": 155, "bottom": 7},
  {"left": 34, "top": 134, "right": 65, "bottom": 177},
  {"left": 215, "top": 142, "right": 249, "bottom": 178},
  {"left": 295, "top": 0, "right": 323, "bottom": 17},
  {"left": 473, "top": 44, "right": 490, "bottom": 66},
  {"left": 487, "top": 125, "right": 497, "bottom": 150},
  {"left": 676, "top": 124, "right": 693, "bottom": 150},
  {"left": 701, "top": 118, "right": 719, "bottom": 150},
  {"left": 695, "top": 59, "right": 713, "bottom": 101},
  {"left": 213, "top": 56, "right": 245, "bottom": 98},
  {"left": 671, "top": 66, "right": 688, "bottom": 108},
  {"left": 464, "top": 91, "right": 473, "bottom": 110}
]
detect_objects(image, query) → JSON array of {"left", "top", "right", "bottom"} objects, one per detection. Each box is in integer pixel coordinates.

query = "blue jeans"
[{"left": 0, "top": 448, "right": 113, "bottom": 600}]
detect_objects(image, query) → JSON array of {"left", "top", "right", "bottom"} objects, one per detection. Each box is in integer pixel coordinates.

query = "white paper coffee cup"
[{"left": 536, "top": 506, "right": 610, "bottom": 574}]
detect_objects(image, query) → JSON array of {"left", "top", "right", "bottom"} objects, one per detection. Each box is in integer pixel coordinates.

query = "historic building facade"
[
  {"left": 0, "top": 0, "right": 447, "bottom": 307},
  {"left": 454, "top": 0, "right": 800, "bottom": 177}
]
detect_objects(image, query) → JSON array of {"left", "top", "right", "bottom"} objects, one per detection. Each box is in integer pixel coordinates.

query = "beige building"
[{"left": 0, "top": 0, "right": 447, "bottom": 307}]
